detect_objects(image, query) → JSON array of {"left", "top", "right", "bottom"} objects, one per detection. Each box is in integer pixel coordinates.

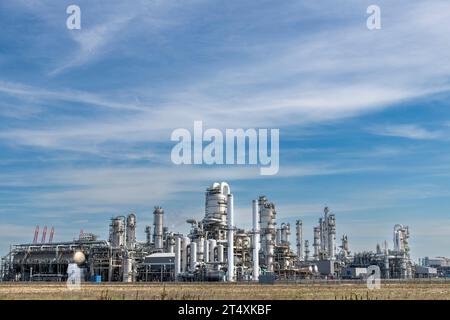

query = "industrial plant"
[{"left": 1, "top": 182, "right": 448, "bottom": 283}]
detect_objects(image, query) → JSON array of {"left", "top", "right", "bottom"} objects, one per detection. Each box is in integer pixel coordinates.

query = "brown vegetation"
[{"left": 0, "top": 282, "right": 449, "bottom": 300}]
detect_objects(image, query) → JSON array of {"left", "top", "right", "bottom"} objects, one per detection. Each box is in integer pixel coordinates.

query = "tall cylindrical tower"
[
  {"left": 153, "top": 206, "right": 164, "bottom": 250},
  {"left": 126, "top": 213, "right": 136, "bottom": 250},
  {"left": 296, "top": 220, "right": 303, "bottom": 262}
]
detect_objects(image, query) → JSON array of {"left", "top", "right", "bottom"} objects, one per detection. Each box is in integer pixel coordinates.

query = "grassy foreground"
[{"left": 0, "top": 282, "right": 449, "bottom": 300}]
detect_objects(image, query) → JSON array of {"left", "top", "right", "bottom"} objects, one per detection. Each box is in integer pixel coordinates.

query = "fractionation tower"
[{"left": 0, "top": 181, "right": 423, "bottom": 283}]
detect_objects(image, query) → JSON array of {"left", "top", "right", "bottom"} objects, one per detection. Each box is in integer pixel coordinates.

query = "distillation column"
[
  {"left": 153, "top": 207, "right": 164, "bottom": 250},
  {"left": 304, "top": 240, "right": 310, "bottom": 261},
  {"left": 296, "top": 220, "right": 303, "bottom": 262},
  {"left": 313, "top": 226, "right": 320, "bottom": 261},
  {"left": 126, "top": 213, "right": 136, "bottom": 250},
  {"left": 328, "top": 213, "right": 336, "bottom": 260}
]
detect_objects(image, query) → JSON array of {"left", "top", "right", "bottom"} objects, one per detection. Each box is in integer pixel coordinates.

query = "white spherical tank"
[{"left": 73, "top": 251, "right": 86, "bottom": 265}]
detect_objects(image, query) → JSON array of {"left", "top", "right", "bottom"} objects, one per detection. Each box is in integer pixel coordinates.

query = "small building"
[
  {"left": 142, "top": 253, "right": 175, "bottom": 281},
  {"left": 415, "top": 266, "right": 438, "bottom": 278},
  {"left": 342, "top": 267, "right": 367, "bottom": 279},
  {"left": 316, "top": 260, "right": 335, "bottom": 276}
]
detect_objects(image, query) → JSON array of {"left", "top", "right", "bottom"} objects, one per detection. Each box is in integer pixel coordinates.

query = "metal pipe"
[
  {"left": 175, "top": 237, "right": 181, "bottom": 276},
  {"left": 182, "top": 237, "right": 190, "bottom": 272},
  {"left": 203, "top": 239, "right": 209, "bottom": 263},
  {"left": 227, "top": 194, "right": 234, "bottom": 282},
  {"left": 296, "top": 220, "right": 303, "bottom": 262},
  {"left": 252, "top": 200, "right": 260, "bottom": 281}
]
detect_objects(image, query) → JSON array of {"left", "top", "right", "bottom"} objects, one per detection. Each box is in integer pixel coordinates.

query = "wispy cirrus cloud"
[
  {"left": 49, "top": 14, "right": 135, "bottom": 75},
  {"left": 368, "top": 124, "right": 443, "bottom": 140}
]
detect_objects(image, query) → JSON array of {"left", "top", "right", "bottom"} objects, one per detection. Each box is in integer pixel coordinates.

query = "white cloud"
[
  {"left": 50, "top": 14, "right": 135, "bottom": 75},
  {"left": 369, "top": 124, "right": 442, "bottom": 140}
]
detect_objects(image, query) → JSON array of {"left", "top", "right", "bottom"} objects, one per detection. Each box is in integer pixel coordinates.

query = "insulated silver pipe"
[
  {"left": 252, "top": 200, "right": 260, "bottom": 281},
  {"left": 227, "top": 194, "right": 234, "bottom": 282},
  {"left": 175, "top": 237, "right": 181, "bottom": 276}
]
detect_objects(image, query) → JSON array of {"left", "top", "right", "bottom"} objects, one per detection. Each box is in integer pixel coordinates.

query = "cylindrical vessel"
[
  {"left": 304, "top": 240, "right": 310, "bottom": 261},
  {"left": 145, "top": 225, "right": 152, "bottom": 245},
  {"left": 190, "top": 242, "right": 197, "bottom": 271},
  {"left": 328, "top": 214, "right": 336, "bottom": 260},
  {"left": 276, "top": 229, "right": 282, "bottom": 245},
  {"left": 122, "top": 258, "right": 133, "bottom": 283},
  {"left": 217, "top": 244, "right": 224, "bottom": 264},
  {"left": 153, "top": 207, "right": 164, "bottom": 250},
  {"left": 209, "top": 239, "right": 217, "bottom": 263},
  {"left": 126, "top": 214, "right": 136, "bottom": 249},
  {"left": 313, "top": 226, "right": 320, "bottom": 260},
  {"left": 204, "top": 182, "right": 229, "bottom": 229},
  {"left": 110, "top": 217, "right": 126, "bottom": 247},
  {"left": 197, "top": 237, "right": 204, "bottom": 262}
]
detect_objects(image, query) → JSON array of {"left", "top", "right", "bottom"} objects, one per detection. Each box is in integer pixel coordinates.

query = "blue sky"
[{"left": 1, "top": 0, "right": 450, "bottom": 260}]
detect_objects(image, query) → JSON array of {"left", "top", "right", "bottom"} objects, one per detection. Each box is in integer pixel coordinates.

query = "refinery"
[{"left": 1, "top": 182, "right": 449, "bottom": 283}]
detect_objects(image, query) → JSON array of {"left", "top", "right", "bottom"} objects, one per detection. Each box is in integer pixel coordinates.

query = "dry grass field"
[{"left": 0, "top": 282, "right": 449, "bottom": 300}]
